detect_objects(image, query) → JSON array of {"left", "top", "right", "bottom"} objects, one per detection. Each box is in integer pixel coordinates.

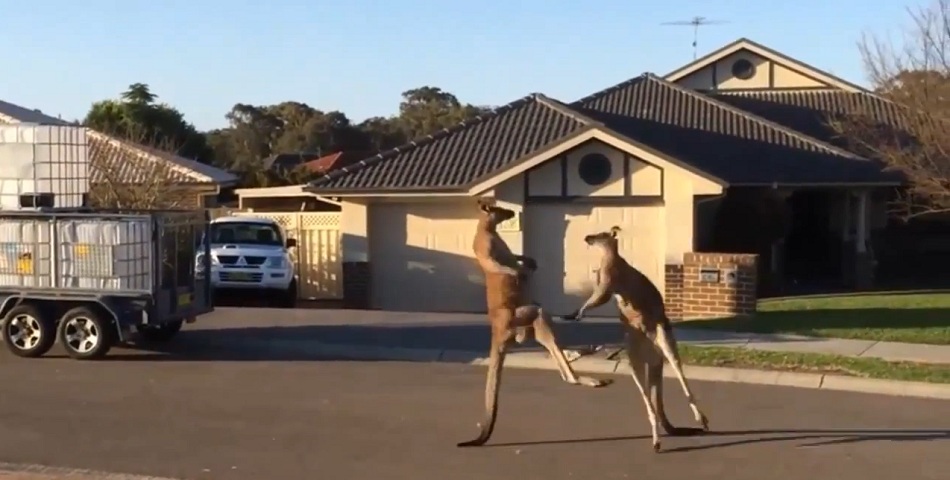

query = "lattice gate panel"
[{"left": 232, "top": 211, "right": 342, "bottom": 300}]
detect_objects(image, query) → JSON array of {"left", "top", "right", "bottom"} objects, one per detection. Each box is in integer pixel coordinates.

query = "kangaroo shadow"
[{"left": 484, "top": 427, "right": 950, "bottom": 452}]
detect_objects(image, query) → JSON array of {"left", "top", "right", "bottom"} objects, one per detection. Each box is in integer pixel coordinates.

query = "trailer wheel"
[
  {"left": 136, "top": 320, "right": 183, "bottom": 343},
  {"left": 57, "top": 307, "right": 114, "bottom": 360},
  {"left": 2, "top": 304, "right": 56, "bottom": 358}
]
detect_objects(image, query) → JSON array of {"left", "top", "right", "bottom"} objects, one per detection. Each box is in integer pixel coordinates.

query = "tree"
[
  {"left": 84, "top": 83, "right": 214, "bottom": 164},
  {"left": 396, "top": 86, "right": 490, "bottom": 140},
  {"left": 830, "top": 0, "right": 950, "bottom": 219}
]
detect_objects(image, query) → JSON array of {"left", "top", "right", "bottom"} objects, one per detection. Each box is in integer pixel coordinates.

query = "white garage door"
[
  {"left": 369, "top": 202, "right": 486, "bottom": 313},
  {"left": 524, "top": 203, "right": 664, "bottom": 317}
]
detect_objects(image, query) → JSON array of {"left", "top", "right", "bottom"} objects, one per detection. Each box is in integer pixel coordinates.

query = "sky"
[{"left": 0, "top": 0, "right": 919, "bottom": 131}]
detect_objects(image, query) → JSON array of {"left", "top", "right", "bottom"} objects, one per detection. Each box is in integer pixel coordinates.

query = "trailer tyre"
[
  {"left": 136, "top": 320, "right": 183, "bottom": 343},
  {"left": 57, "top": 307, "right": 115, "bottom": 360},
  {"left": 2, "top": 304, "right": 56, "bottom": 358}
]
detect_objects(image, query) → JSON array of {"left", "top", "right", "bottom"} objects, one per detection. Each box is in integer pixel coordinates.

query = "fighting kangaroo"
[
  {"left": 563, "top": 226, "right": 709, "bottom": 452},
  {"left": 458, "top": 198, "right": 612, "bottom": 448}
]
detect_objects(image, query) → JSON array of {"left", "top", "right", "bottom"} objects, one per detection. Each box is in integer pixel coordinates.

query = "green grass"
[
  {"left": 681, "top": 292, "right": 950, "bottom": 345},
  {"left": 675, "top": 344, "right": 950, "bottom": 384}
]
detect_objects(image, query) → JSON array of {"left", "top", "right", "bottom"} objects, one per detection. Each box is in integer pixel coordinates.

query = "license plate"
[
  {"left": 177, "top": 293, "right": 192, "bottom": 307},
  {"left": 230, "top": 272, "right": 251, "bottom": 281}
]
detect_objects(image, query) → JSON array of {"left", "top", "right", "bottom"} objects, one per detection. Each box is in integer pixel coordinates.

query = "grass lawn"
[
  {"left": 676, "top": 345, "right": 950, "bottom": 384},
  {"left": 680, "top": 292, "right": 950, "bottom": 345}
]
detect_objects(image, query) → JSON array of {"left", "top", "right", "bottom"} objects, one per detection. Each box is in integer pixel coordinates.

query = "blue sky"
[{"left": 1, "top": 0, "right": 915, "bottom": 131}]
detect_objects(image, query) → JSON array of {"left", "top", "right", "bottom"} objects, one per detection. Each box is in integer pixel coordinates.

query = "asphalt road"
[{"left": 0, "top": 347, "right": 947, "bottom": 480}]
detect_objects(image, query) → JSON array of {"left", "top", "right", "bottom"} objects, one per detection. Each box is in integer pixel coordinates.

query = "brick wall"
[
  {"left": 665, "top": 252, "right": 758, "bottom": 320},
  {"left": 664, "top": 264, "right": 684, "bottom": 321},
  {"left": 342, "top": 261, "right": 371, "bottom": 309}
]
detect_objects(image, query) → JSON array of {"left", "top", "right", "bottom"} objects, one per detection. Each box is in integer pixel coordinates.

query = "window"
[
  {"left": 209, "top": 222, "right": 284, "bottom": 246},
  {"left": 578, "top": 153, "right": 612, "bottom": 186},
  {"left": 731, "top": 59, "right": 756, "bottom": 80}
]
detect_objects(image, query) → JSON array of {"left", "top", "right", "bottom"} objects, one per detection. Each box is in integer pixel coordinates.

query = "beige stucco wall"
[{"left": 674, "top": 49, "right": 834, "bottom": 91}]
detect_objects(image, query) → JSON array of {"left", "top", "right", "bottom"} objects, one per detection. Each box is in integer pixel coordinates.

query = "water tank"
[{"left": 0, "top": 123, "right": 90, "bottom": 210}]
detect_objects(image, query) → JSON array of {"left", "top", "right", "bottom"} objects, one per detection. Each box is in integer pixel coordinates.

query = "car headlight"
[
  {"left": 265, "top": 256, "right": 287, "bottom": 268},
  {"left": 195, "top": 253, "right": 220, "bottom": 269}
]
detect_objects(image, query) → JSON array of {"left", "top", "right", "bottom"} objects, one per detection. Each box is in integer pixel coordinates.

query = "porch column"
[
  {"left": 840, "top": 191, "right": 854, "bottom": 286},
  {"left": 853, "top": 190, "right": 874, "bottom": 289}
]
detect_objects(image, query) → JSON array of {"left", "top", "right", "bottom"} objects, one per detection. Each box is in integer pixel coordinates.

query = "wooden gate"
[{"left": 224, "top": 210, "right": 343, "bottom": 300}]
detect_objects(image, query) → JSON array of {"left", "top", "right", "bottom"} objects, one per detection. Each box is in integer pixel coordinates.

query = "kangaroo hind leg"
[
  {"left": 528, "top": 305, "right": 611, "bottom": 388},
  {"left": 653, "top": 324, "right": 709, "bottom": 431}
]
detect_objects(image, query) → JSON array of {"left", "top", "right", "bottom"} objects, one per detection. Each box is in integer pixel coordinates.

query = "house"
[
  {"left": 303, "top": 38, "right": 907, "bottom": 315},
  {"left": 0, "top": 100, "right": 238, "bottom": 208}
]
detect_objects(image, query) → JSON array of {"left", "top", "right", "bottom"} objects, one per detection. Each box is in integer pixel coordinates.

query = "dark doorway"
[{"left": 783, "top": 189, "right": 842, "bottom": 288}]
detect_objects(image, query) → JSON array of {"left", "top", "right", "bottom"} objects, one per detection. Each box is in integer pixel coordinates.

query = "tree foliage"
[
  {"left": 84, "top": 83, "right": 214, "bottom": 164},
  {"left": 207, "top": 86, "right": 492, "bottom": 188},
  {"left": 83, "top": 82, "right": 494, "bottom": 190},
  {"left": 830, "top": 0, "right": 950, "bottom": 219}
]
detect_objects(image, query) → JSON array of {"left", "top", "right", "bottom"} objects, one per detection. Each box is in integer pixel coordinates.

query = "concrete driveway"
[{"left": 0, "top": 342, "right": 947, "bottom": 480}]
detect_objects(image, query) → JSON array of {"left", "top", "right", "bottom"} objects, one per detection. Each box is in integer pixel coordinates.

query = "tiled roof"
[
  {"left": 708, "top": 89, "right": 907, "bottom": 147},
  {"left": 572, "top": 74, "right": 900, "bottom": 185},
  {"left": 0, "top": 98, "right": 237, "bottom": 187},
  {"left": 88, "top": 131, "right": 238, "bottom": 186},
  {"left": 307, "top": 94, "right": 594, "bottom": 191}
]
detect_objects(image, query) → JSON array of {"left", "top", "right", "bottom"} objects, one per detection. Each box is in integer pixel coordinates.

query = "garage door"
[
  {"left": 524, "top": 203, "right": 664, "bottom": 317},
  {"left": 369, "top": 202, "right": 486, "bottom": 313}
]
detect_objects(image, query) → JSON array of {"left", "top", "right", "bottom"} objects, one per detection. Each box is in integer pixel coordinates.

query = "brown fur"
[
  {"left": 563, "top": 226, "right": 710, "bottom": 452},
  {"left": 457, "top": 198, "right": 612, "bottom": 448}
]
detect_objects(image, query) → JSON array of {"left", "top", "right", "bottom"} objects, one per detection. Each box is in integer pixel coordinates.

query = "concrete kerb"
[{"left": 265, "top": 339, "right": 950, "bottom": 401}]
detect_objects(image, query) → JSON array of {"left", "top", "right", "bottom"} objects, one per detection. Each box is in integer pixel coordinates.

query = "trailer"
[{"left": 0, "top": 208, "right": 214, "bottom": 360}]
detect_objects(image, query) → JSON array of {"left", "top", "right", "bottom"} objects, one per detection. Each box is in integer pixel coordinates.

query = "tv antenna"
[{"left": 661, "top": 16, "right": 729, "bottom": 60}]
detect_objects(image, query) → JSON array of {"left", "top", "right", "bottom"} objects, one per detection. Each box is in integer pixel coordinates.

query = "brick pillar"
[
  {"left": 664, "top": 264, "right": 684, "bottom": 321},
  {"left": 681, "top": 253, "right": 758, "bottom": 319},
  {"left": 342, "top": 261, "right": 371, "bottom": 309}
]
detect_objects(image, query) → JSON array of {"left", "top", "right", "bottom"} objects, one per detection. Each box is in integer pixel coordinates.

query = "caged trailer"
[{"left": 0, "top": 208, "right": 214, "bottom": 360}]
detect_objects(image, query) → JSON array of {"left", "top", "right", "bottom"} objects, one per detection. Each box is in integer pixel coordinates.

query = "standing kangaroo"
[
  {"left": 458, "top": 198, "right": 612, "bottom": 448},
  {"left": 563, "top": 226, "right": 709, "bottom": 452}
]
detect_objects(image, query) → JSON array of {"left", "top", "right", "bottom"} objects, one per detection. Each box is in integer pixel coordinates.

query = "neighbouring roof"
[
  {"left": 302, "top": 151, "right": 375, "bottom": 174},
  {"left": 88, "top": 131, "right": 238, "bottom": 186},
  {"left": 0, "top": 99, "right": 66, "bottom": 124},
  {"left": 708, "top": 90, "right": 908, "bottom": 147},
  {"left": 0, "top": 98, "right": 237, "bottom": 187},
  {"left": 307, "top": 94, "right": 594, "bottom": 191},
  {"left": 571, "top": 73, "right": 900, "bottom": 185},
  {"left": 263, "top": 152, "right": 323, "bottom": 171}
]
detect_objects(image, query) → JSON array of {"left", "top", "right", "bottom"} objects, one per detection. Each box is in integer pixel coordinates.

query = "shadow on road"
[
  {"left": 86, "top": 314, "right": 824, "bottom": 363},
  {"left": 484, "top": 428, "right": 950, "bottom": 452}
]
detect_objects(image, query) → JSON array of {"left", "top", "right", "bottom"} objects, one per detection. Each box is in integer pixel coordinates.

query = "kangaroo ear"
[
  {"left": 477, "top": 197, "right": 496, "bottom": 212},
  {"left": 610, "top": 226, "right": 622, "bottom": 237}
]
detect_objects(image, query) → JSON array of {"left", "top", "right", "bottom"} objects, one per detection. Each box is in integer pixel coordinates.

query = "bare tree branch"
[
  {"left": 88, "top": 124, "right": 198, "bottom": 209},
  {"left": 831, "top": 0, "right": 950, "bottom": 220}
]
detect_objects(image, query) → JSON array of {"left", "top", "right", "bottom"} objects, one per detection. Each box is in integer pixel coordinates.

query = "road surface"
[{"left": 0, "top": 345, "right": 947, "bottom": 480}]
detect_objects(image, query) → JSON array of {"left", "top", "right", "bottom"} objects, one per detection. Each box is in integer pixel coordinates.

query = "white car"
[{"left": 197, "top": 216, "right": 298, "bottom": 308}]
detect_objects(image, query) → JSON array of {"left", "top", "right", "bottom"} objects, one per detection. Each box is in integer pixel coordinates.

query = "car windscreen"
[{"left": 209, "top": 222, "right": 283, "bottom": 246}]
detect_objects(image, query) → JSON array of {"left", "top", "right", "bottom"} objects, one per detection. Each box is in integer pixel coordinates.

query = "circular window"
[
  {"left": 731, "top": 59, "right": 756, "bottom": 80},
  {"left": 578, "top": 153, "right": 612, "bottom": 186}
]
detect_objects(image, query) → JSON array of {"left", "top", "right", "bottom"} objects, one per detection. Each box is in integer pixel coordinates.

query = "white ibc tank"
[
  {"left": 0, "top": 123, "right": 90, "bottom": 210},
  {"left": 58, "top": 218, "right": 154, "bottom": 291}
]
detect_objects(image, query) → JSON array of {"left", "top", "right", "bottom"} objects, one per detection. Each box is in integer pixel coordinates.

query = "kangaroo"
[
  {"left": 458, "top": 198, "right": 612, "bottom": 448},
  {"left": 563, "top": 226, "right": 709, "bottom": 452}
]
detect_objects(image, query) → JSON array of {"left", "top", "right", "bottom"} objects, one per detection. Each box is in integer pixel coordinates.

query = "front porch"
[{"left": 696, "top": 186, "right": 892, "bottom": 297}]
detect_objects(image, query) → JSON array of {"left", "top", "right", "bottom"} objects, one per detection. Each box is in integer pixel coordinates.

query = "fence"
[{"left": 208, "top": 208, "right": 343, "bottom": 300}]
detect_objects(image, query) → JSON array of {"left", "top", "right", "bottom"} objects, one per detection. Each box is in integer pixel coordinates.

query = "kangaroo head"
[
  {"left": 476, "top": 197, "right": 515, "bottom": 227},
  {"left": 584, "top": 226, "right": 621, "bottom": 251}
]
